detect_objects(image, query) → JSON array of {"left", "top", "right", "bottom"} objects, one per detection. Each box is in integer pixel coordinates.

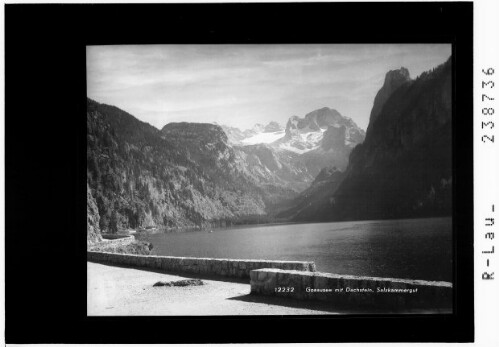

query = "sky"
[{"left": 87, "top": 44, "right": 451, "bottom": 131}]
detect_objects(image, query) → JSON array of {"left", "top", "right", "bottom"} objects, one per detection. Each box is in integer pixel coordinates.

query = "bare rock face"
[
  {"left": 263, "top": 121, "right": 283, "bottom": 133},
  {"left": 277, "top": 166, "right": 345, "bottom": 220},
  {"left": 284, "top": 107, "right": 346, "bottom": 136},
  {"left": 282, "top": 57, "right": 452, "bottom": 222},
  {"left": 219, "top": 124, "right": 248, "bottom": 144},
  {"left": 87, "top": 182, "right": 102, "bottom": 245},
  {"left": 222, "top": 108, "right": 365, "bottom": 196},
  {"left": 312, "top": 166, "right": 341, "bottom": 185},
  {"left": 367, "top": 67, "right": 411, "bottom": 132},
  {"left": 234, "top": 143, "right": 314, "bottom": 193},
  {"left": 276, "top": 107, "right": 365, "bottom": 155},
  {"left": 321, "top": 125, "right": 347, "bottom": 151}
]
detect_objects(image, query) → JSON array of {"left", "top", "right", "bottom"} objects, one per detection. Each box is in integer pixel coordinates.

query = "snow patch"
[
  {"left": 278, "top": 142, "right": 321, "bottom": 154},
  {"left": 241, "top": 130, "right": 285, "bottom": 145},
  {"left": 276, "top": 128, "right": 325, "bottom": 154}
]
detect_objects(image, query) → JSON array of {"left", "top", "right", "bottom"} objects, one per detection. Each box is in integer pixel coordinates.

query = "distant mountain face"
[
  {"left": 87, "top": 99, "right": 301, "bottom": 233},
  {"left": 219, "top": 108, "right": 364, "bottom": 197},
  {"left": 219, "top": 108, "right": 365, "bottom": 185},
  {"left": 283, "top": 58, "right": 452, "bottom": 222},
  {"left": 233, "top": 144, "right": 314, "bottom": 194},
  {"left": 221, "top": 122, "right": 285, "bottom": 146},
  {"left": 271, "top": 107, "right": 365, "bottom": 155},
  {"left": 263, "top": 121, "right": 284, "bottom": 133},
  {"left": 221, "top": 109, "right": 364, "bottom": 159},
  {"left": 215, "top": 124, "right": 247, "bottom": 145}
]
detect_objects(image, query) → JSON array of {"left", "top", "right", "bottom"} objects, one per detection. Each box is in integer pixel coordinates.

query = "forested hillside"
[{"left": 87, "top": 99, "right": 285, "bottom": 232}]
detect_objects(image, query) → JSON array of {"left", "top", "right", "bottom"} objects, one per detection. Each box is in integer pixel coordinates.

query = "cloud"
[{"left": 87, "top": 44, "right": 451, "bottom": 130}]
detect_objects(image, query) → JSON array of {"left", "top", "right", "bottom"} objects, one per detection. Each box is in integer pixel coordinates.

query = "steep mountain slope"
[
  {"left": 219, "top": 108, "right": 365, "bottom": 194},
  {"left": 87, "top": 182, "right": 102, "bottom": 245},
  {"left": 263, "top": 121, "right": 284, "bottom": 133},
  {"left": 221, "top": 122, "right": 285, "bottom": 146},
  {"left": 284, "top": 58, "right": 452, "bottom": 221},
  {"left": 367, "top": 67, "right": 411, "bottom": 133},
  {"left": 87, "top": 99, "right": 291, "bottom": 232},
  {"left": 273, "top": 107, "right": 365, "bottom": 155},
  {"left": 278, "top": 166, "right": 345, "bottom": 219},
  {"left": 218, "top": 124, "right": 248, "bottom": 144},
  {"left": 160, "top": 122, "right": 298, "bottom": 213},
  {"left": 268, "top": 108, "right": 365, "bottom": 177},
  {"left": 217, "top": 109, "right": 364, "bottom": 194},
  {"left": 233, "top": 144, "right": 314, "bottom": 193},
  {"left": 297, "top": 123, "right": 357, "bottom": 177}
]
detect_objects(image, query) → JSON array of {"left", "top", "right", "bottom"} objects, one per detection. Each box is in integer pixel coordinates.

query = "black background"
[{"left": 5, "top": 2, "right": 474, "bottom": 343}]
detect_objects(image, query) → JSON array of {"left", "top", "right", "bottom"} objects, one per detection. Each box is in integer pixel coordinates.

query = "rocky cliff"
[
  {"left": 234, "top": 144, "right": 314, "bottom": 193},
  {"left": 263, "top": 121, "right": 284, "bottom": 133},
  {"left": 283, "top": 57, "right": 452, "bottom": 221},
  {"left": 87, "top": 182, "right": 102, "bottom": 245},
  {"left": 221, "top": 122, "right": 285, "bottom": 145},
  {"left": 267, "top": 108, "right": 365, "bottom": 179},
  {"left": 87, "top": 99, "right": 288, "bottom": 232},
  {"left": 273, "top": 107, "right": 365, "bottom": 156},
  {"left": 87, "top": 58, "right": 451, "bottom": 231},
  {"left": 217, "top": 108, "right": 364, "bottom": 194},
  {"left": 278, "top": 166, "right": 345, "bottom": 220},
  {"left": 367, "top": 67, "right": 411, "bottom": 133}
]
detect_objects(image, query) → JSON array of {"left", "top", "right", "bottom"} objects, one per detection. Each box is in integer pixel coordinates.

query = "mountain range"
[
  {"left": 281, "top": 57, "right": 452, "bottom": 221},
  {"left": 221, "top": 108, "right": 365, "bottom": 192},
  {"left": 221, "top": 108, "right": 364, "bottom": 157},
  {"left": 87, "top": 57, "right": 452, "bottom": 238}
]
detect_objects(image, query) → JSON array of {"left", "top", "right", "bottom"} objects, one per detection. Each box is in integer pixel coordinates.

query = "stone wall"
[
  {"left": 87, "top": 251, "right": 316, "bottom": 280},
  {"left": 250, "top": 269, "right": 452, "bottom": 311}
]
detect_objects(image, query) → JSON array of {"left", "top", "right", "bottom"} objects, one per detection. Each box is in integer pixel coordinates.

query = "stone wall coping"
[
  {"left": 251, "top": 268, "right": 453, "bottom": 288},
  {"left": 87, "top": 251, "right": 315, "bottom": 279},
  {"left": 87, "top": 251, "right": 315, "bottom": 265}
]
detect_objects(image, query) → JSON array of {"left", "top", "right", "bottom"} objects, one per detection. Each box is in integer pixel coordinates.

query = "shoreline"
[{"left": 126, "top": 215, "right": 453, "bottom": 236}]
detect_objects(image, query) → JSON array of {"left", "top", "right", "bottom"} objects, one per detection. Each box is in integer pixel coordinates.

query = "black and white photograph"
[
  {"left": 5, "top": 1, "right": 481, "bottom": 344},
  {"left": 86, "top": 44, "right": 454, "bottom": 315}
]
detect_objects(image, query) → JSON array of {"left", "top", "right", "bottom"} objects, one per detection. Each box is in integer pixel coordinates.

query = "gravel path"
[{"left": 87, "top": 262, "right": 336, "bottom": 316}]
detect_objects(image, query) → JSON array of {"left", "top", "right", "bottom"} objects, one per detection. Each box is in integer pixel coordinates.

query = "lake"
[{"left": 137, "top": 217, "right": 452, "bottom": 282}]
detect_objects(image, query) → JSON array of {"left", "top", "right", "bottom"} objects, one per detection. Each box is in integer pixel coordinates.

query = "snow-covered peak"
[
  {"left": 274, "top": 108, "right": 365, "bottom": 154},
  {"left": 220, "top": 108, "right": 364, "bottom": 155},
  {"left": 241, "top": 130, "right": 285, "bottom": 145}
]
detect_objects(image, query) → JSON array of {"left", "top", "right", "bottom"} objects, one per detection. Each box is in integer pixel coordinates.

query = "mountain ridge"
[
  {"left": 282, "top": 57, "right": 452, "bottom": 222},
  {"left": 87, "top": 99, "right": 295, "bottom": 233}
]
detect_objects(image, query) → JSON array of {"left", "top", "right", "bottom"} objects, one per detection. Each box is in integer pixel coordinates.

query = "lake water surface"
[{"left": 138, "top": 217, "right": 452, "bottom": 282}]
